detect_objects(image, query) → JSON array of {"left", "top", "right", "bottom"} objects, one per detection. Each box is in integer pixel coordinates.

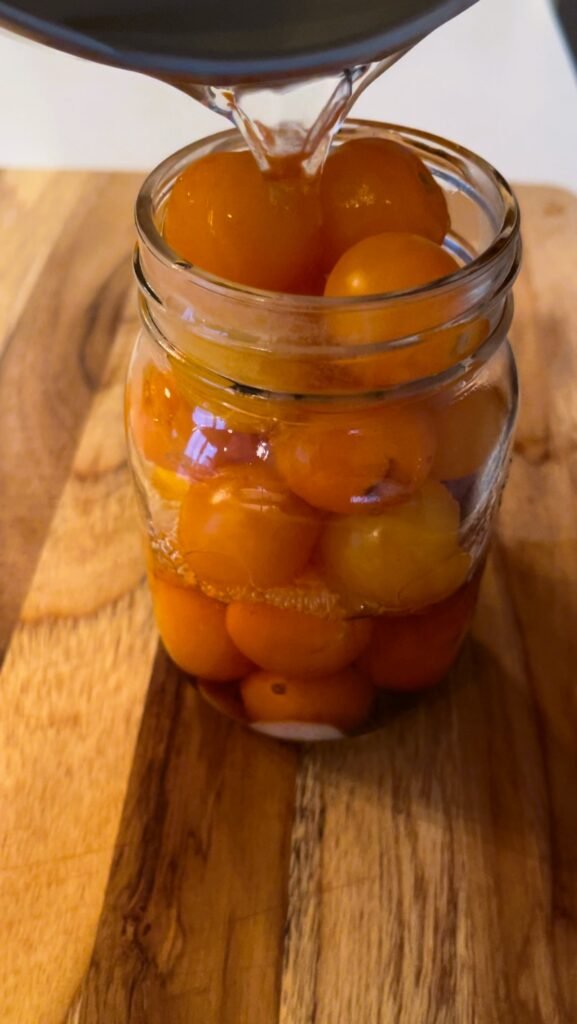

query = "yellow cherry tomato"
[
  {"left": 320, "top": 480, "right": 471, "bottom": 612},
  {"left": 325, "top": 232, "right": 485, "bottom": 387}
]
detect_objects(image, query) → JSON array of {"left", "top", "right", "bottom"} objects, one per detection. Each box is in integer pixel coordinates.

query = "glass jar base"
[{"left": 194, "top": 664, "right": 464, "bottom": 743}]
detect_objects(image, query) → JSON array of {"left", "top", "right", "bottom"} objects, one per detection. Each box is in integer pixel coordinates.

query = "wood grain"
[
  {"left": 0, "top": 172, "right": 141, "bottom": 659},
  {"left": 0, "top": 172, "right": 156, "bottom": 1023},
  {"left": 74, "top": 654, "right": 298, "bottom": 1024},
  {"left": 0, "top": 178, "right": 575, "bottom": 1024},
  {"left": 0, "top": 170, "right": 92, "bottom": 349}
]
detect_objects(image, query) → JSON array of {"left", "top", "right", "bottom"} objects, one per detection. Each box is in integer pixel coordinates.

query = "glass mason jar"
[{"left": 126, "top": 120, "right": 521, "bottom": 742}]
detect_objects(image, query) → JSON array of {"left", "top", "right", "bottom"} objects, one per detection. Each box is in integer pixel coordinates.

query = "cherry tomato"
[
  {"left": 273, "top": 404, "right": 436, "bottom": 513},
  {"left": 226, "top": 602, "right": 372, "bottom": 676},
  {"left": 129, "top": 363, "right": 193, "bottom": 468},
  {"left": 324, "top": 232, "right": 485, "bottom": 387},
  {"left": 240, "top": 668, "right": 374, "bottom": 732},
  {"left": 320, "top": 479, "right": 471, "bottom": 612},
  {"left": 150, "top": 576, "right": 253, "bottom": 681},
  {"left": 359, "top": 574, "right": 481, "bottom": 689},
  {"left": 130, "top": 362, "right": 272, "bottom": 511},
  {"left": 178, "top": 463, "right": 320, "bottom": 590},
  {"left": 163, "top": 150, "right": 323, "bottom": 293},
  {"left": 321, "top": 137, "right": 449, "bottom": 267},
  {"left": 325, "top": 231, "right": 458, "bottom": 314}
]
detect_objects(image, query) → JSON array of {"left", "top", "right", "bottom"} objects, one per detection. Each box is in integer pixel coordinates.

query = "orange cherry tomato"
[
  {"left": 163, "top": 150, "right": 324, "bottom": 293},
  {"left": 321, "top": 137, "right": 449, "bottom": 267},
  {"left": 324, "top": 232, "right": 484, "bottom": 387},
  {"left": 320, "top": 479, "right": 471, "bottom": 612},
  {"left": 178, "top": 463, "right": 321, "bottom": 590},
  {"left": 273, "top": 404, "right": 436, "bottom": 513},
  {"left": 226, "top": 602, "right": 372, "bottom": 676},
  {"left": 325, "top": 231, "right": 458, "bottom": 316},
  {"left": 430, "top": 386, "right": 507, "bottom": 480},
  {"left": 129, "top": 363, "right": 193, "bottom": 468},
  {"left": 130, "top": 363, "right": 269, "bottom": 506},
  {"left": 150, "top": 576, "right": 253, "bottom": 681},
  {"left": 359, "top": 573, "right": 481, "bottom": 689},
  {"left": 240, "top": 668, "right": 374, "bottom": 732}
]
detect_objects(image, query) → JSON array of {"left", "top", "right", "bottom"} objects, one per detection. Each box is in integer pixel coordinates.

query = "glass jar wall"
[{"left": 126, "top": 121, "right": 521, "bottom": 741}]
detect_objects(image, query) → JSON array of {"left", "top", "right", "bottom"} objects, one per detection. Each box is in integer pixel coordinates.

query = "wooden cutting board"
[{"left": 0, "top": 172, "right": 576, "bottom": 1024}]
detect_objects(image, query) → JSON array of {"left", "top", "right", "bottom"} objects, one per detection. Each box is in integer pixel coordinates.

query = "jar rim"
[{"left": 135, "top": 118, "right": 520, "bottom": 314}]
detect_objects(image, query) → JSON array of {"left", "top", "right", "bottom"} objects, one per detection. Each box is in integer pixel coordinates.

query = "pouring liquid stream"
[
  {"left": 178, "top": 52, "right": 408, "bottom": 179},
  {"left": 0, "top": 2, "right": 476, "bottom": 177}
]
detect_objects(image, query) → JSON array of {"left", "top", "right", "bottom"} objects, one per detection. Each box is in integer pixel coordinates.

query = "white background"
[{"left": 0, "top": 0, "right": 576, "bottom": 189}]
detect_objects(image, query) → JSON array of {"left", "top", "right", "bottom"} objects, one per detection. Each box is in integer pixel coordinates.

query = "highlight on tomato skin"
[
  {"left": 188, "top": 403, "right": 265, "bottom": 470},
  {"left": 358, "top": 573, "right": 481, "bottom": 690},
  {"left": 226, "top": 601, "right": 373, "bottom": 676},
  {"left": 272, "top": 403, "right": 436, "bottom": 514},
  {"left": 320, "top": 136, "right": 450, "bottom": 268},
  {"left": 130, "top": 363, "right": 272, "bottom": 501},
  {"left": 240, "top": 667, "right": 375, "bottom": 733}
]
